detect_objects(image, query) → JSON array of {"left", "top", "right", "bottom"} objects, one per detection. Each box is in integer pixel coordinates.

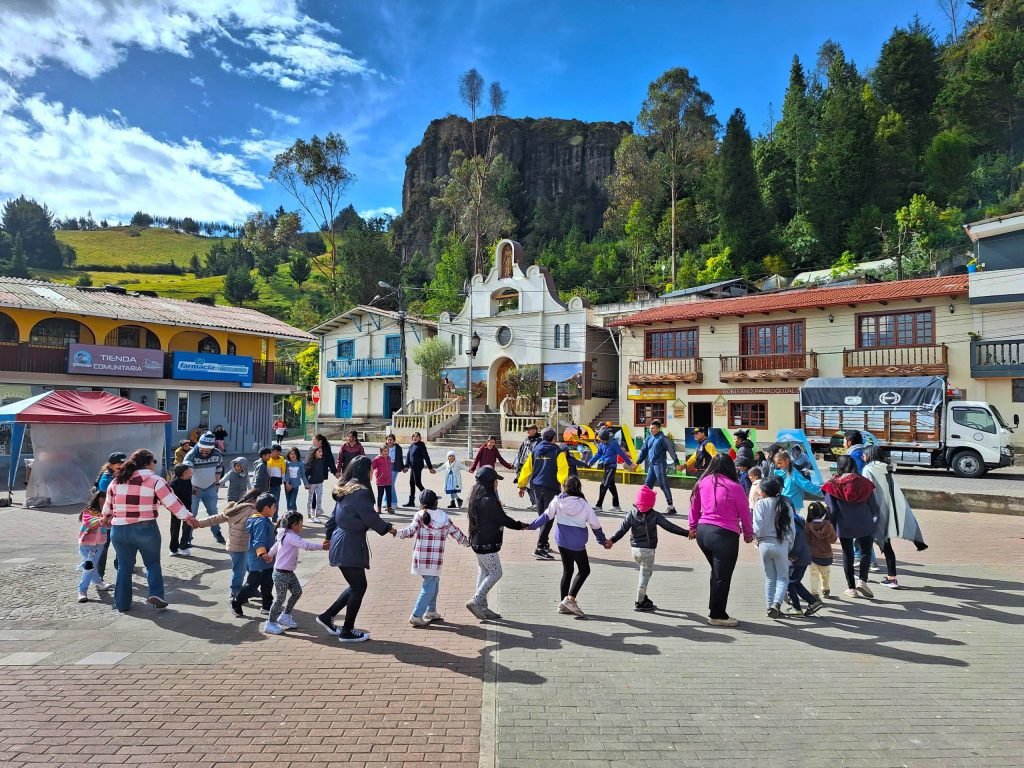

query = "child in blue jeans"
[
  {"left": 77, "top": 492, "right": 113, "bottom": 602},
  {"left": 787, "top": 511, "right": 825, "bottom": 617}
]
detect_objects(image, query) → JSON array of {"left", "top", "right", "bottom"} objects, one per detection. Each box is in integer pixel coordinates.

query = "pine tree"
[
  {"left": 718, "top": 109, "right": 771, "bottom": 267},
  {"left": 8, "top": 235, "right": 30, "bottom": 278},
  {"left": 776, "top": 57, "right": 818, "bottom": 214},
  {"left": 223, "top": 266, "right": 259, "bottom": 305},
  {"left": 873, "top": 20, "right": 941, "bottom": 158},
  {"left": 289, "top": 253, "right": 311, "bottom": 285}
]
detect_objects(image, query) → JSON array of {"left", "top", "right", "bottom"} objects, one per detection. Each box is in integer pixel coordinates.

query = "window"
[
  {"left": 857, "top": 310, "right": 934, "bottom": 348},
  {"left": 493, "top": 289, "right": 519, "bottom": 313},
  {"left": 1013, "top": 379, "right": 1024, "bottom": 403},
  {"left": 496, "top": 326, "right": 512, "bottom": 346},
  {"left": 742, "top": 321, "right": 805, "bottom": 356},
  {"left": 30, "top": 318, "right": 83, "bottom": 346},
  {"left": 635, "top": 401, "right": 666, "bottom": 426},
  {"left": 730, "top": 401, "right": 768, "bottom": 429},
  {"left": 198, "top": 336, "right": 220, "bottom": 354},
  {"left": 176, "top": 392, "right": 189, "bottom": 431},
  {"left": 563, "top": 324, "right": 570, "bottom": 348},
  {"left": 952, "top": 406, "right": 996, "bottom": 434},
  {"left": 554, "top": 325, "right": 561, "bottom": 348},
  {"left": 0, "top": 312, "right": 17, "bottom": 343},
  {"left": 645, "top": 329, "right": 698, "bottom": 358},
  {"left": 227, "top": 340, "right": 236, "bottom": 355},
  {"left": 458, "top": 335, "right": 463, "bottom": 355},
  {"left": 384, "top": 335, "right": 401, "bottom": 358},
  {"left": 119, "top": 388, "right": 130, "bottom": 399},
  {"left": 450, "top": 334, "right": 456, "bottom": 350},
  {"left": 156, "top": 390, "right": 167, "bottom": 412},
  {"left": 337, "top": 340, "right": 354, "bottom": 359},
  {"left": 106, "top": 326, "right": 139, "bottom": 348}
]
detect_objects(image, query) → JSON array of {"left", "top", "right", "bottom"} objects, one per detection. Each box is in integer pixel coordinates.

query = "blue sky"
[{"left": 0, "top": 1, "right": 961, "bottom": 226}]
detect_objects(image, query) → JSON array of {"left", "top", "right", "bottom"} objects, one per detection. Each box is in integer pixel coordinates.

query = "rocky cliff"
[{"left": 393, "top": 115, "right": 632, "bottom": 260}]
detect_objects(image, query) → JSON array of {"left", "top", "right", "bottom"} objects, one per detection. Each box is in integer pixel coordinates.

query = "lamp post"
[{"left": 378, "top": 281, "right": 407, "bottom": 408}]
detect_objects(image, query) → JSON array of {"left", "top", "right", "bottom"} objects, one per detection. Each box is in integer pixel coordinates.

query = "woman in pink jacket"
[{"left": 688, "top": 454, "right": 754, "bottom": 627}]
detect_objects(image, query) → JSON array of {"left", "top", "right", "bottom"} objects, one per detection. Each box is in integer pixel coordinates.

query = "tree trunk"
[{"left": 670, "top": 168, "right": 677, "bottom": 290}]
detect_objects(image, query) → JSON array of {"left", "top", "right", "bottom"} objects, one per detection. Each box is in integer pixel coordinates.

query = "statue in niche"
[{"left": 500, "top": 243, "right": 514, "bottom": 279}]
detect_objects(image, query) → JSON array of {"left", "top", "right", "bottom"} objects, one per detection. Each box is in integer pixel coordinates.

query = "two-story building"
[
  {"left": 0, "top": 278, "right": 311, "bottom": 455},
  {"left": 609, "top": 274, "right": 1017, "bottom": 442},
  {"left": 437, "top": 239, "right": 618, "bottom": 413},
  {"left": 311, "top": 305, "right": 437, "bottom": 425}
]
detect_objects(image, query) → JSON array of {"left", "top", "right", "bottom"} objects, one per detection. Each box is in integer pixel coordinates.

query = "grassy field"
[{"left": 55, "top": 226, "right": 226, "bottom": 267}]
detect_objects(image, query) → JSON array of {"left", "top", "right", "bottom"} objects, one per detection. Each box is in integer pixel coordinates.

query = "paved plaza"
[{"left": 1, "top": 469, "right": 1023, "bottom": 767}]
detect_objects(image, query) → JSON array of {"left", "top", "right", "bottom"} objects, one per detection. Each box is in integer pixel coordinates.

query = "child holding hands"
[
  {"left": 262, "top": 511, "right": 329, "bottom": 634},
  {"left": 77, "top": 491, "right": 113, "bottom": 602}
]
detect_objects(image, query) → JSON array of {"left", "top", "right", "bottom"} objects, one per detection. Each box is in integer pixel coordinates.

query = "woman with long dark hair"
[
  {"left": 405, "top": 431, "right": 436, "bottom": 507},
  {"left": 316, "top": 455, "right": 396, "bottom": 642},
  {"left": 103, "top": 449, "right": 197, "bottom": 612},
  {"left": 687, "top": 454, "right": 753, "bottom": 627},
  {"left": 312, "top": 433, "right": 337, "bottom": 477},
  {"left": 822, "top": 455, "right": 880, "bottom": 599}
]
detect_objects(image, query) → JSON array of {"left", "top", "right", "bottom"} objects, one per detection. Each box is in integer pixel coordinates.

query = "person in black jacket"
[
  {"left": 606, "top": 485, "right": 688, "bottom": 612},
  {"left": 465, "top": 466, "right": 526, "bottom": 620},
  {"left": 513, "top": 424, "right": 541, "bottom": 509},
  {"left": 385, "top": 434, "right": 405, "bottom": 510},
  {"left": 404, "top": 432, "right": 435, "bottom": 507},
  {"left": 312, "top": 434, "right": 337, "bottom": 477}
]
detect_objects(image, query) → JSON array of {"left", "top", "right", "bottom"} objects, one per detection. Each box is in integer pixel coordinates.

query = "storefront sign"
[
  {"left": 171, "top": 352, "right": 253, "bottom": 384},
  {"left": 689, "top": 387, "right": 799, "bottom": 396},
  {"left": 627, "top": 385, "right": 676, "bottom": 401},
  {"left": 69, "top": 343, "right": 164, "bottom": 378},
  {"left": 672, "top": 399, "right": 685, "bottom": 419}
]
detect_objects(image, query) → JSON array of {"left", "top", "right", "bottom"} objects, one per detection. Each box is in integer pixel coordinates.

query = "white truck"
[{"left": 800, "top": 376, "right": 1016, "bottom": 478}]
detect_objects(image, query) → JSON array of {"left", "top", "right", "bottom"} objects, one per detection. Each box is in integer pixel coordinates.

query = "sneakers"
[
  {"left": 465, "top": 600, "right": 487, "bottom": 620},
  {"left": 856, "top": 580, "right": 874, "bottom": 599},
  {"left": 707, "top": 616, "right": 739, "bottom": 627},
  {"left": 97, "top": 582, "right": 113, "bottom": 592},
  {"left": 881, "top": 577, "right": 900, "bottom": 589},
  {"left": 823, "top": 589, "right": 831, "bottom": 598},
  {"left": 610, "top": 506, "right": 623, "bottom": 514},
  {"left": 560, "top": 597, "right": 584, "bottom": 616},
  {"left": 405, "top": 498, "right": 415, "bottom": 508},
  {"left": 557, "top": 602, "right": 573, "bottom": 614},
  {"left": 423, "top": 610, "right": 444, "bottom": 623},
  {"left": 316, "top": 614, "right": 340, "bottom": 636},
  {"left": 482, "top": 608, "right": 502, "bottom": 619},
  {"left": 843, "top": 588, "right": 859, "bottom": 599},
  {"left": 593, "top": 505, "right": 603, "bottom": 512},
  {"left": 337, "top": 628, "right": 369, "bottom": 643},
  {"left": 77, "top": 592, "right": 88, "bottom": 603},
  {"left": 767, "top": 603, "right": 782, "bottom": 619},
  {"left": 179, "top": 548, "right": 191, "bottom": 557},
  {"left": 527, "top": 504, "right": 537, "bottom": 511},
  {"left": 534, "top": 548, "right": 554, "bottom": 560},
  {"left": 147, "top": 595, "right": 168, "bottom": 609},
  {"left": 869, "top": 562, "right": 881, "bottom": 572},
  {"left": 230, "top": 600, "right": 245, "bottom": 618},
  {"left": 409, "top": 615, "right": 430, "bottom": 628},
  {"left": 262, "top": 621, "right": 284, "bottom": 635},
  {"left": 259, "top": 607, "right": 270, "bottom": 616},
  {"left": 665, "top": 506, "right": 677, "bottom": 516},
  {"left": 448, "top": 500, "right": 457, "bottom": 509},
  {"left": 634, "top": 597, "right": 656, "bottom": 612},
  {"left": 278, "top": 613, "right": 298, "bottom": 628},
  {"left": 804, "top": 599, "right": 825, "bottom": 617}
]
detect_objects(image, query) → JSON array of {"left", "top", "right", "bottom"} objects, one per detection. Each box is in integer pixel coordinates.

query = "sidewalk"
[{"left": 2, "top": 476, "right": 1023, "bottom": 767}]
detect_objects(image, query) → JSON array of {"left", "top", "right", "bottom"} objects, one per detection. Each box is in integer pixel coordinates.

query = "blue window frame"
[
  {"left": 384, "top": 335, "right": 401, "bottom": 358},
  {"left": 336, "top": 340, "right": 354, "bottom": 359}
]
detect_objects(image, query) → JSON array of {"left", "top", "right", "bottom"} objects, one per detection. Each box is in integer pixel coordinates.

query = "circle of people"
[{"left": 74, "top": 423, "right": 925, "bottom": 641}]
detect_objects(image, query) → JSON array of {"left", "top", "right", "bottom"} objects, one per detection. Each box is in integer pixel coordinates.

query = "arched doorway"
[{"left": 491, "top": 357, "right": 516, "bottom": 410}]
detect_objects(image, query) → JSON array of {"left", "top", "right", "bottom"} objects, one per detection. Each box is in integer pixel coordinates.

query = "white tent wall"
[{"left": 26, "top": 423, "right": 166, "bottom": 507}]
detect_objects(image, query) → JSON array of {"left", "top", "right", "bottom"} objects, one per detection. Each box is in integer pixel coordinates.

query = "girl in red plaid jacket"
[{"left": 398, "top": 489, "right": 470, "bottom": 627}]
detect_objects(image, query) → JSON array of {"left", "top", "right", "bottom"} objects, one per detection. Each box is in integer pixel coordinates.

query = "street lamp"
[
  {"left": 378, "top": 280, "right": 407, "bottom": 408},
  {"left": 465, "top": 283, "right": 482, "bottom": 462}
]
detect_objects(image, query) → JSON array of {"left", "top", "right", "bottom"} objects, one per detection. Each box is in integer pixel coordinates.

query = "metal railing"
[
  {"left": 326, "top": 357, "right": 402, "bottom": 379},
  {"left": 843, "top": 344, "right": 948, "bottom": 374},
  {"left": 629, "top": 357, "right": 702, "bottom": 383},
  {"left": 971, "top": 339, "right": 1024, "bottom": 377}
]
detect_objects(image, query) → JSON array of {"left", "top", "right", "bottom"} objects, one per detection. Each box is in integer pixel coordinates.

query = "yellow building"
[{"left": 0, "top": 278, "right": 313, "bottom": 453}]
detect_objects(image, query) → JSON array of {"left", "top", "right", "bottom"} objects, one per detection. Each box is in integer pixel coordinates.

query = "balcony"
[
  {"left": 971, "top": 339, "right": 1024, "bottom": 378},
  {"left": 327, "top": 357, "right": 402, "bottom": 379},
  {"left": 629, "top": 357, "right": 703, "bottom": 384},
  {"left": 252, "top": 360, "right": 299, "bottom": 386},
  {"left": 843, "top": 344, "right": 949, "bottom": 377},
  {"left": 719, "top": 352, "right": 818, "bottom": 383}
]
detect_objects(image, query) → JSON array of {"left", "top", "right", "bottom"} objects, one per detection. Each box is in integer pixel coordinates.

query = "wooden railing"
[
  {"left": 392, "top": 398, "right": 460, "bottom": 439},
  {"left": 843, "top": 344, "right": 948, "bottom": 376},
  {"left": 971, "top": 339, "right": 1024, "bottom": 378},
  {"left": 629, "top": 357, "right": 702, "bottom": 384},
  {"left": 719, "top": 352, "right": 818, "bottom": 382}
]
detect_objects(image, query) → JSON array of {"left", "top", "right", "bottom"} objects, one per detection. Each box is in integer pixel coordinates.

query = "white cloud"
[
  {"left": 0, "top": 0, "right": 373, "bottom": 89},
  {"left": 254, "top": 103, "right": 300, "bottom": 125},
  {"left": 359, "top": 206, "right": 399, "bottom": 220},
  {"left": 220, "top": 136, "right": 289, "bottom": 161},
  {"left": 0, "top": 89, "right": 260, "bottom": 222},
  {"left": 190, "top": 75, "right": 205, "bottom": 87}
]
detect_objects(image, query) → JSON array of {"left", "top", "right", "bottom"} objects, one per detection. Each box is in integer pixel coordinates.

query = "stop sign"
[{"left": 311, "top": 385, "right": 321, "bottom": 404}]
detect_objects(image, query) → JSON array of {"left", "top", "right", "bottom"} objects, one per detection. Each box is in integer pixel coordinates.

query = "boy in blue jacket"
[
  {"left": 230, "top": 493, "right": 277, "bottom": 618},
  {"left": 635, "top": 420, "right": 683, "bottom": 515},
  {"left": 587, "top": 429, "right": 634, "bottom": 512}
]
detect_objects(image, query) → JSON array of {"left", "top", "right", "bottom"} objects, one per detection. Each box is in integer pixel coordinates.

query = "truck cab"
[{"left": 944, "top": 400, "right": 1015, "bottom": 477}]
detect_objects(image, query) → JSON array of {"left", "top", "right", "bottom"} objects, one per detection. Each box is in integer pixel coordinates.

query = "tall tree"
[
  {"left": 718, "top": 109, "right": 771, "bottom": 266},
  {"left": 776, "top": 56, "right": 818, "bottom": 214},
  {"left": 270, "top": 134, "right": 355, "bottom": 311},
  {"left": 459, "top": 68, "right": 485, "bottom": 157},
  {"left": 223, "top": 265, "right": 259, "bottom": 305},
  {"left": 638, "top": 68, "right": 719, "bottom": 287},
  {"left": 873, "top": 20, "right": 941, "bottom": 158},
  {"left": 289, "top": 253, "right": 311, "bottom": 286},
  {"left": 1, "top": 196, "right": 65, "bottom": 269}
]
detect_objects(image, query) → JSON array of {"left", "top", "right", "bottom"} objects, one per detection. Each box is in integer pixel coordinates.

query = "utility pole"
[
  {"left": 467, "top": 283, "right": 474, "bottom": 462},
  {"left": 379, "top": 280, "right": 407, "bottom": 408}
]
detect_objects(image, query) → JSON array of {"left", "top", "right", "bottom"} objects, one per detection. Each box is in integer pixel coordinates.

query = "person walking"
[
  {"left": 229, "top": 494, "right": 278, "bottom": 618},
  {"left": 273, "top": 417, "right": 287, "bottom": 442},
  {"left": 465, "top": 466, "right": 527, "bottom": 620},
  {"left": 103, "top": 449, "right": 198, "bottom": 613},
  {"left": 805, "top": 501, "right": 837, "bottom": 600},
  {"left": 220, "top": 457, "right": 251, "bottom": 504},
  {"left": 76, "top": 491, "right": 113, "bottom": 602},
  {"left": 264, "top": 444, "right": 287, "bottom": 515},
  {"left": 685, "top": 426, "right": 718, "bottom": 476},
  {"left": 384, "top": 434, "right": 405, "bottom": 510},
  {"left": 405, "top": 432, "right": 436, "bottom": 508},
  {"left": 517, "top": 427, "right": 569, "bottom": 561},
  {"left": 183, "top": 432, "right": 226, "bottom": 544},
  {"left": 843, "top": 430, "right": 867, "bottom": 472},
  {"left": 262, "top": 511, "right": 329, "bottom": 634},
  {"left": 773, "top": 449, "right": 821, "bottom": 513},
  {"left": 513, "top": 424, "right": 542, "bottom": 509},
  {"left": 283, "top": 447, "right": 306, "bottom": 514},
  {"left": 304, "top": 445, "right": 330, "bottom": 523},
  {"left": 636, "top": 420, "right": 683, "bottom": 515},
  {"left": 337, "top": 431, "right": 365, "bottom": 476},
  {"left": 168, "top": 464, "right": 195, "bottom": 556},
  {"left": 752, "top": 476, "right": 795, "bottom": 619},
  {"left": 94, "top": 452, "right": 125, "bottom": 582},
  {"left": 316, "top": 456, "right": 397, "bottom": 643},
  {"left": 469, "top": 435, "right": 514, "bottom": 473},
  {"left": 312, "top": 434, "right": 338, "bottom": 478},
  {"left": 733, "top": 429, "right": 755, "bottom": 467},
  {"left": 861, "top": 445, "right": 928, "bottom": 589},
  {"left": 587, "top": 428, "right": 634, "bottom": 512},
  {"left": 687, "top": 455, "right": 753, "bottom": 627},
  {"left": 822, "top": 455, "right": 880, "bottom": 599},
  {"left": 194, "top": 488, "right": 260, "bottom": 600}
]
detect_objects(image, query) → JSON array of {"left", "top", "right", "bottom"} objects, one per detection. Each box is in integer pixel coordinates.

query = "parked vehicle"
[{"left": 800, "top": 376, "right": 1016, "bottom": 478}]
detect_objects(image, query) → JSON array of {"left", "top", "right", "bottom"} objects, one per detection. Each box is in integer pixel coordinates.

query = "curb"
[{"left": 904, "top": 488, "right": 1024, "bottom": 516}]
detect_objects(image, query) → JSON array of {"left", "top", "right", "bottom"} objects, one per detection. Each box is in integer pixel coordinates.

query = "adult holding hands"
[
  {"left": 103, "top": 448, "right": 198, "bottom": 613},
  {"left": 688, "top": 454, "right": 753, "bottom": 627},
  {"left": 316, "top": 455, "right": 397, "bottom": 643}
]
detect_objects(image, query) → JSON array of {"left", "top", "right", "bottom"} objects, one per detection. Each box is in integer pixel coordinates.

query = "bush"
[{"left": 76, "top": 274, "right": 93, "bottom": 287}]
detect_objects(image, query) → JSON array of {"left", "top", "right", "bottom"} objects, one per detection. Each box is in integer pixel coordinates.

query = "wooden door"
[{"left": 495, "top": 359, "right": 516, "bottom": 407}]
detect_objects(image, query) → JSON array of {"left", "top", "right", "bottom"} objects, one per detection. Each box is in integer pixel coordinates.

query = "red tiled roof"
[{"left": 608, "top": 275, "right": 969, "bottom": 327}]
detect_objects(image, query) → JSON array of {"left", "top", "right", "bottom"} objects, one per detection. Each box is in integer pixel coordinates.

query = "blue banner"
[{"left": 171, "top": 352, "right": 253, "bottom": 383}]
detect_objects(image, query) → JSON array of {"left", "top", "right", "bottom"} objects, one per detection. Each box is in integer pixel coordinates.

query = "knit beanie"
[
  {"left": 636, "top": 485, "right": 657, "bottom": 513},
  {"left": 198, "top": 432, "right": 217, "bottom": 449}
]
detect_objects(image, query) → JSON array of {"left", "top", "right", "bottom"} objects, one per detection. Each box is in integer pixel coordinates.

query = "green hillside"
[{"left": 55, "top": 226, "right": 226, "bottom": 267}]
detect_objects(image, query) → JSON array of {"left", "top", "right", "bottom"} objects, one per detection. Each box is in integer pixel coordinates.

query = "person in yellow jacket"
[
  {"left": 517, "top": 428, "right": 569, "bottom": 560},
  {"left": 686, "top": 427, "right": 718, "bottom": 475}
]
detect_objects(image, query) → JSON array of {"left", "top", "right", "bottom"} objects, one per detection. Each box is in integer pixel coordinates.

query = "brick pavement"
[{"left": 1, "top": 471, "right": 1023, "bottom": 767}]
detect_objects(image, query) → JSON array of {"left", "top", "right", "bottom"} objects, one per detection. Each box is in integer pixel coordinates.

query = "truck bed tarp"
[{"left": 800, "top": 376, "right": 945, "bottom": 412}]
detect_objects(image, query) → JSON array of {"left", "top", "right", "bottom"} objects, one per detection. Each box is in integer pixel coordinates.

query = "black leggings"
[
  {"left": 323, "top": 567, "right": 368, "bottom": 631},
  {"left": 408, "top": 466, "right": 426, "bottom": 501},
  {"left": 840, "top": 536, "right": 874, "bottom": 588},
  {"left": 558, "top": 547, "right": 591, "bottom": 599},
  {"left": 882, "top": 539, "right": 897, "bottom": 578},
  {"left": 377, "top": 485, "right": 390, "bottom": 510}
]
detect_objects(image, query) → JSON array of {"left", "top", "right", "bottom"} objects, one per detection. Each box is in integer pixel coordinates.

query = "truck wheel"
[{"left": 951, "top": 450, "right": 985, "bottom": 479}]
